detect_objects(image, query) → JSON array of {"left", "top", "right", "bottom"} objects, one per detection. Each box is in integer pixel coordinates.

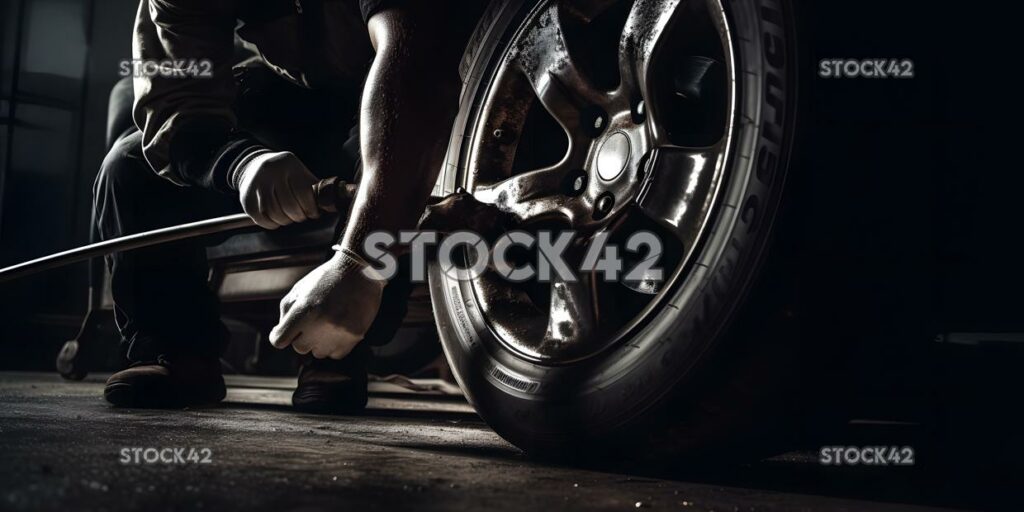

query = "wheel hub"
[{"left": 595, "top": 131, "right": 631, "bottom": 181}]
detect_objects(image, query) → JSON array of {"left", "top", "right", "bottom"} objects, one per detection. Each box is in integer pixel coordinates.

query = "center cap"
[{"left": 596, "top": 132, "right": 631, "bottom": 181}]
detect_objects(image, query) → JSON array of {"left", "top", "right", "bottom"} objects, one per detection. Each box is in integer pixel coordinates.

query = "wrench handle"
[{"left": 0, "top": 178, "right": 356, "bottom": 284}]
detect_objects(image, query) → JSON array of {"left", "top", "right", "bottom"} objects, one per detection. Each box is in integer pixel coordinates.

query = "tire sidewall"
[{"left": 430, "top": 0, "right": 797, "bottom": 453}]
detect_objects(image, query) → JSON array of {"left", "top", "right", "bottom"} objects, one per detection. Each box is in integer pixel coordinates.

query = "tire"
[{"left": 430, "top": 0, "right": 799, "bottom": 461}]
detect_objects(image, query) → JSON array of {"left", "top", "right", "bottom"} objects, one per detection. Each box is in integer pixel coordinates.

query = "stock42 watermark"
[
  {"left": 120, "top": 447, "right": 213, "bottom": 465},
  {"left": 818, "top": 58, "right": 914, "bottom": 79},
  {"left": 357, "top": 230, "right": 664, "bottom": 285},
  {"left": 118, "top": 59, "right": 214, "bottom": 79},
  {"left": 819, "top": 446, "right": 915, "bottom": 466}
]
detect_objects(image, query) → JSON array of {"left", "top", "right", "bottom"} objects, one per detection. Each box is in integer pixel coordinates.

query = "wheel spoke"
[
  {"left": 511, "top": 4, "right": 607, "bottom": 135},
  {"left": 619, "top": 0, "right": 685, "bottom": 144},
  {"left": 634, "top": 145, "right": 723, "bottom": 249},
  {"left": 473, "top": 163, "right": 576, "bottom": 222},
  {"left": 474, "top": 272, "right": 550, "bottom": 356},
  {"left": 539, "top": 272, "right": 598, "bottom": 357}
]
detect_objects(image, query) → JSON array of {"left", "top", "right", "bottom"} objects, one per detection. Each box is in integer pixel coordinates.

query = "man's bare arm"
[
  {"left": 269, "top": 4, "right": 474, "bottom": 358},
  {"left": 340, "top": 6, "right": 468, "bottom": 254}
]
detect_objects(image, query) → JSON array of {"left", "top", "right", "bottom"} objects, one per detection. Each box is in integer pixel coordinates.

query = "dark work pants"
[{"left": 94, "top": 68, "right": 361, "bottom": 362}]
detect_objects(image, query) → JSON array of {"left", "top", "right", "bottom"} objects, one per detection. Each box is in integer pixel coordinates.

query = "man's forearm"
[
  {"left": 270, "top": 4, "right": 479, "bottom": 358},
  {"left": 339, "top": 7, "right": 468, "bottom": 256}
]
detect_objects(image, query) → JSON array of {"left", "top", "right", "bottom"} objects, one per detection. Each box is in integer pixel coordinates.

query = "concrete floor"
[{"left": 0, "top": 372, "right": 989, "bottom": 511}]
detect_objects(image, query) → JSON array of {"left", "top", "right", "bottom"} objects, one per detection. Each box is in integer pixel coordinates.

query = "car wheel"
[{"left": 430, "top": 0, "right": 799, "bottom": 461}]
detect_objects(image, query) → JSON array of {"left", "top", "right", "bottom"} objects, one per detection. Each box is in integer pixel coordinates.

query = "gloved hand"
[
  {"left": 235, "top": 150, "right": 321, "bottom": 230},
  {"left": 270, "top": 249, "right": 386, "bottom": 360}
]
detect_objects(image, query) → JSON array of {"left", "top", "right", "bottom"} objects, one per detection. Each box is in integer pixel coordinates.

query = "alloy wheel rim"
[{"left": 461, "top": 0, "right": 738, "bottom": 364}]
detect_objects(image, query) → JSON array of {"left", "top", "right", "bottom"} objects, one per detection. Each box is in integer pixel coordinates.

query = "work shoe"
[
  {"left": 104, "top": 356, "right": 226, "bottom": 408},
  {"left": 292, "top": 344, "right": 368, "bottom": 414}
]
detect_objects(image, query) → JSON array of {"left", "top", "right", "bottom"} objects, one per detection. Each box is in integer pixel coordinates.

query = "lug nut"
[{"left": 594, "top": 193, "right": 615, "bottom": 220}]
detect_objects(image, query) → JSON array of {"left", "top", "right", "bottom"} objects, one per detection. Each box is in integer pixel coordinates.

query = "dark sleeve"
[
  {"left": 168, "top": 123, "right": 267, "bottom": 192},
  {"left": 135, "top": 0, "right": 266, "bottom": 191},
  {"left": 134, "top": 0, "right": 270, "bottom": 192}
]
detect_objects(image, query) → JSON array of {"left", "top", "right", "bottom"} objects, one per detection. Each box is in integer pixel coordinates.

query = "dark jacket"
[{"left": 132, "top": 0, "right": 374, "bottom": 190}]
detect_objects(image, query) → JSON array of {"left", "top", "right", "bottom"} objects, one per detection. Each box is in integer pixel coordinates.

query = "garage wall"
[{"left": 0, "top": 0, "right": 137, "bottom": 368}]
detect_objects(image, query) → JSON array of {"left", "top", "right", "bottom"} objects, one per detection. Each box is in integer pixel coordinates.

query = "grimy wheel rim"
[{"left": 461, "top": 0, "right": 737, "bottom": 365}]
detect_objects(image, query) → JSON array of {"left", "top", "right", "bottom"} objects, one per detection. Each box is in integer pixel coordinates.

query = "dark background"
[
  {"left": 0, "top": 0, "right": 1021, "bottom": 427},
  {"left": 1, "top": 0, "right": 137, "bottom": 365}
]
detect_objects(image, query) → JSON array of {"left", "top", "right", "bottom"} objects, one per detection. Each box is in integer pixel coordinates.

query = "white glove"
[
  {"left": 270, "top": 249, "right": 386, "bottom": 360},
  {"left": 236, "top": 150, "right": 321, "bottom": 230}
]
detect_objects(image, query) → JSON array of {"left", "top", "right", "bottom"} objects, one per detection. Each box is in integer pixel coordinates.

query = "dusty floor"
[{"left": 0, "top": 372, "right": 996, "bottom": 511}]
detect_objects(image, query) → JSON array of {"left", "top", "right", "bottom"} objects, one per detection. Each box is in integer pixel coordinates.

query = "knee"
[
  {"left": 95, "top": 132, "right": 147, "bottom": 195},
  {"left": 106, "top": 77, "right": 136, "bottom": 150}
]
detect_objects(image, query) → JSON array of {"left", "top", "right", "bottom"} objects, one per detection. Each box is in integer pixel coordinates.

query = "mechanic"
[{"left": 99, "top": 0, "right": 482, "bottom": 412}]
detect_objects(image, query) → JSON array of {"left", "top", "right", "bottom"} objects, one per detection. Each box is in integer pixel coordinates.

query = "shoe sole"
[
  {"left": 292, "top": 389, "right": 368, "bottom": 415},
  {"left": 104, "top": 382, "right": 226, "bottom": 409}
]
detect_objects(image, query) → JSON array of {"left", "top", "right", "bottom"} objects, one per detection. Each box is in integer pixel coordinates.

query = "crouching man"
[{"left": 100, "top": 0, "right": 482, "bottom": 412}]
